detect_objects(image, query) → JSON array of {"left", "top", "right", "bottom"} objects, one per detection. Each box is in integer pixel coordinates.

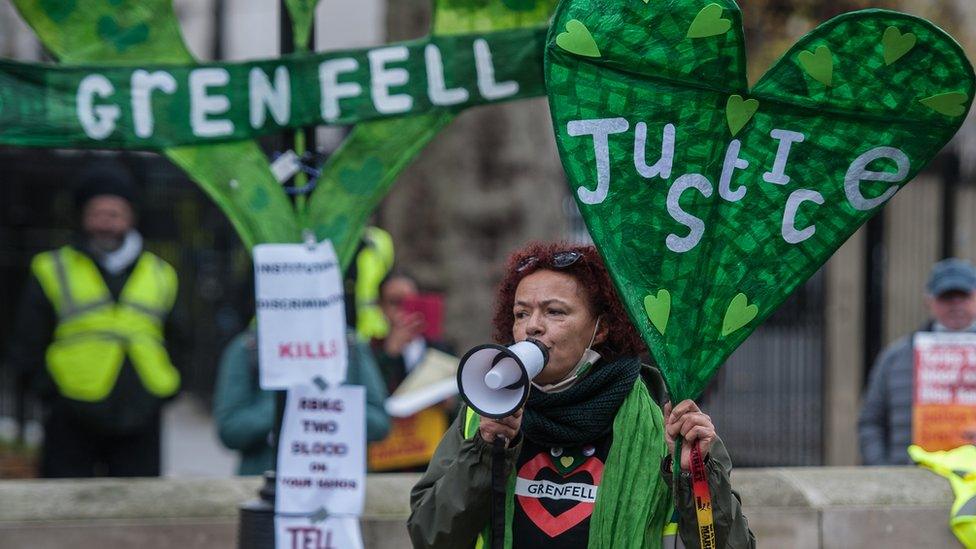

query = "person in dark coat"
[
  {"left": 5, "top": 163, "right": 181, "bottom": 478},
  {"left": 409, "top": 242, "right": 755, "bottom": 548},
  {"left": 859, "top": 258, "right": 976, "bottom": 465}
]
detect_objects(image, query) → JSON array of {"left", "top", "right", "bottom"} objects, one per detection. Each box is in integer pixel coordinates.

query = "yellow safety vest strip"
[
  {"left": 31, "top": 246, "right": 180, "bottom": 402},
  {"left": 355, "top": 227, "right": 395, "bottom": 340},
  {"left": 910, "top": 445, "right": 976, "bottom": 548}
]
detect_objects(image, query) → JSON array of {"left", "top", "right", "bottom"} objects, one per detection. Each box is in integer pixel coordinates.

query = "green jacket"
[
  {"left": 213, "top": 328, "right": 391, "bottom": 475},
  {"left": 408, "top": 365, "right": 755, "bottom": 548}
]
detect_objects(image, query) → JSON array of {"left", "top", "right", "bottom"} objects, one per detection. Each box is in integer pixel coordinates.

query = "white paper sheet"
[
  {"left": 254, "top": 241, "right": 348, "bottom": 389},
  {"left": 276, "top": 385, "right": 365, "bottom": 516}
]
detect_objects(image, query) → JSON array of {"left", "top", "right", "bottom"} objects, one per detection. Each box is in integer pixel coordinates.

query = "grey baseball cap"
[{"left": 927, "top": 258, "right": 976, "bottom": 296}]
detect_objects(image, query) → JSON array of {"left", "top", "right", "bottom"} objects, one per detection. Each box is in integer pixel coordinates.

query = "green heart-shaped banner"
[{"left": 545, "top": 0, "right": 975, "bottom": 401}]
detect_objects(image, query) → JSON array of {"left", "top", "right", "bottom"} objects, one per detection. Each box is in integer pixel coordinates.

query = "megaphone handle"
[{"left": 490, "top": 436, "right": 508, "bottom": 549}]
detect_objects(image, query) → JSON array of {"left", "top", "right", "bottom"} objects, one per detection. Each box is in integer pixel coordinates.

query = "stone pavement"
[{"left": 161, "top": 394, "right": 237, "bottom": 478}]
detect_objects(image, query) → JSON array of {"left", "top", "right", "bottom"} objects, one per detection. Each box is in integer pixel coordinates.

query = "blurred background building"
[{"left": 0, "top": 0, "right": 974, "bottom": 475}]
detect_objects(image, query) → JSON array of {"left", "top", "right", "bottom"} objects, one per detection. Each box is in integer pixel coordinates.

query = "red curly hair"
[{"left": 491, "top": 241, "right": 646, "bottom": 361}]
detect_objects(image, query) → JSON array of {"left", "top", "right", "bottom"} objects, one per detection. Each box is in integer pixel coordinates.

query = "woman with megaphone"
[{"left": 408, "top": 242, "right": 755, "bottom": 548}]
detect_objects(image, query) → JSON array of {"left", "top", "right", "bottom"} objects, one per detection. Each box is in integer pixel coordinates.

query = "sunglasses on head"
[{"left": 515, "top": 251, "right": 584, "bottom": 273}]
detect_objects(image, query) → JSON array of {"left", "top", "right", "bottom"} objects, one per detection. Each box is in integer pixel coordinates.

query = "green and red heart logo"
[
  {"left": 545, "top": 0, "right": 975, "bottom": 401},
  {"left": 515, "top": 452, "right": 604, "bottom": 538}
]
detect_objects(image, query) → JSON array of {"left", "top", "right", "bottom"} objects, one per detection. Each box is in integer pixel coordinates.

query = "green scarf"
[
  {"left": 522, "top": 357, "right": 641, "bottom": 446},
  {"left": 472, "top": 375, "right": 673, "bottom": 548}
]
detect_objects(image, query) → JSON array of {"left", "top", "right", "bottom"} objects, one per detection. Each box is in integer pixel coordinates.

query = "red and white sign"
[
  {"left": 274, "top": 516, "right": 363, "bottom": 549},
  {"left": 254, "top": 241, "right": 348, "bottom": 389},
  {"left": 913, "top": 332, "right": 976, "bottom": 451}
]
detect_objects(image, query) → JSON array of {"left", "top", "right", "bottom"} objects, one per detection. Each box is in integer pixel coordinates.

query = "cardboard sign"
[
  {"left": 385, "top": 348, "right": 459, "bottom": 418},
  {"left": 276, "top": 385, "right": 365, "bottom": 516},
  {"left": 367, "top": 408, "right": 449, "bottom": 471},
  {"left": 274, "top": 516, "right": 363, "bottom": 549},
  {"left": 254, "top": 242, "right": 348, "bottom": 389},
  {"left": 913, "top": 332, "right": 976, "bottom": 451}
]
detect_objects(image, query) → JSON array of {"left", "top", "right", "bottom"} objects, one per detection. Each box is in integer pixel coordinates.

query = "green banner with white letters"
[{"left": 0, "top": 27, "right": 546, "bottom": 150}]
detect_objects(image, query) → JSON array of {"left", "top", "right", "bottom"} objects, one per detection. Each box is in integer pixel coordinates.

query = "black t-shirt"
[{"left": 512, "top": 433, "right": 613, "bottom": 547}]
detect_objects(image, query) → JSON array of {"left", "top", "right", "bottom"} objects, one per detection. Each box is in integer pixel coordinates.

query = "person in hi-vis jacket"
[{"left": 6, "top": 163, "right": 180, "bottom": 477}]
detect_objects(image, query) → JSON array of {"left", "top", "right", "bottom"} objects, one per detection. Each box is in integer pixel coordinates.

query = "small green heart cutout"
[
  {"left": 726, "top": 95, "right": 759, "bottom": 137},
  {"left": 798, "top": 45, "right": 834, "bottom": 87},
  {"left": 643, "top": 289, "right": 671, "bottom": 336},
  {"left": 883, "top": 27, "right": 916, "bottom": 65},
  {"left": 722, "top": 294, "right": 758, "bottom": 337},
  {"left": 556, "top": 19, "right": 601, "bottom": 58},
  {"left": 686, "top": 4, "right": 731, "bottom": 39},
  {"left": 921, "top": 92, "right": 969, "bottom": 117}
]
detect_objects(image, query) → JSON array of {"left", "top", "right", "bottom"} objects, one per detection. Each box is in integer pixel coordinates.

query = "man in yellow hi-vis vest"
[{"left": 5, "top": 164, "right": 180, "bottom": 478}]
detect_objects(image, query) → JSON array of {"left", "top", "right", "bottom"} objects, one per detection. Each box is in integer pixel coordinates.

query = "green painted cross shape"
[{"left": 546, "top": 0, "right": 975, "bottom": 401}]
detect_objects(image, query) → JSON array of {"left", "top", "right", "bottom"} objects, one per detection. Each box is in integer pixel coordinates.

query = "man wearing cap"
[
  {"left": 858, "top": 258, "right": 976, "bottom": 466},
  {"left": 6, "top": 163, "right": 180, "bottom": 477}
]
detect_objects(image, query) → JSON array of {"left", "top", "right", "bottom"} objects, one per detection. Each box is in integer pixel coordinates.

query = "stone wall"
[{"left": 0, "top": 468, "right": 962, "bottom": 549}]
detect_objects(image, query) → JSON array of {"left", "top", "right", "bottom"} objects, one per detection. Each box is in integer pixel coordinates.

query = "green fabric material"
[
  {"left": 284, "top": 0, "right": 318, "bottom": 51},
  {"left": 0, "top": 28, "right": 548, "bottom": 149},
  {"left": 589, "top": 379, "right": 671, "bottom": 549},
  {"left": 307, "top": 0, "right": 557, "bottom": 268},
  {"left": 476, "top": 378, "right": 672, "bottom": 549},
  {"left": 9, "top": 0, "right": 556, "bottom": 267},
  {"left": 521, "top": 357, "right": 640, "bottom": 446},
  {"left": 213, "top": 328, "right": 391, "bottom": 475},
  {"left": 12, "top": 0, "right": 298, "bottom": 250},
  {"left": 545, "top": 0, "right": 976, "bottom": 401}
]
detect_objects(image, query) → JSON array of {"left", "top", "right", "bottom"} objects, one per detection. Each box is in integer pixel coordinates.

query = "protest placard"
[
  {"left": 913, "top": 332, "right": 976, "bottom": 451},
  {"left": 254, "top": 242, "right": 348, "bottom": 389},
  {"left": 276, "top": 385, "right": 365, "bottom": 516},
  {"left": 274, "top": 516, "right": 363, "bottom": 549},
  {"left": 368, "top": 408, "right": 448, "bottom": 471}
]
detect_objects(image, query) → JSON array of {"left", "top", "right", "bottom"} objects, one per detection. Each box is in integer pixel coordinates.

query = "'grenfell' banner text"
[{"left": 0, "top": 27, "right": 546, "bottom": 150}]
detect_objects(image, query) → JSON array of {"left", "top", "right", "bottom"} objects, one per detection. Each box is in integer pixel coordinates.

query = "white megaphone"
[{"left": 456, "top": 338, "right": 549, "bottom": 419}]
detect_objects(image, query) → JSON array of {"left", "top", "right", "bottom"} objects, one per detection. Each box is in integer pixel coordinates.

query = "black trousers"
[{"left": 40, "top": 409, "right": 161, "bottom": 478}]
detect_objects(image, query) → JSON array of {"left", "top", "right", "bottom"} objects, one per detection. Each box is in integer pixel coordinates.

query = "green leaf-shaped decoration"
[
  {"left": 686, "top": 3, "right": 732, "bottom": 39},
  {"left": 882, "top": 26, "right": 916, "bottom": 65},
  {"left": 726, "top": 95, "right": 759, "bottom": 137},
  {"left": 797, "top": 45, "right": 834, "bottom": 87},
  {"left": 921, "top": 92, "right": 970, "bottom": 117},
  {"left": 556, "top": 19, "right": 601, "bottom": 58},
  {"left": 546, "top": 1, "right": 975, "bottom": 401}
]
